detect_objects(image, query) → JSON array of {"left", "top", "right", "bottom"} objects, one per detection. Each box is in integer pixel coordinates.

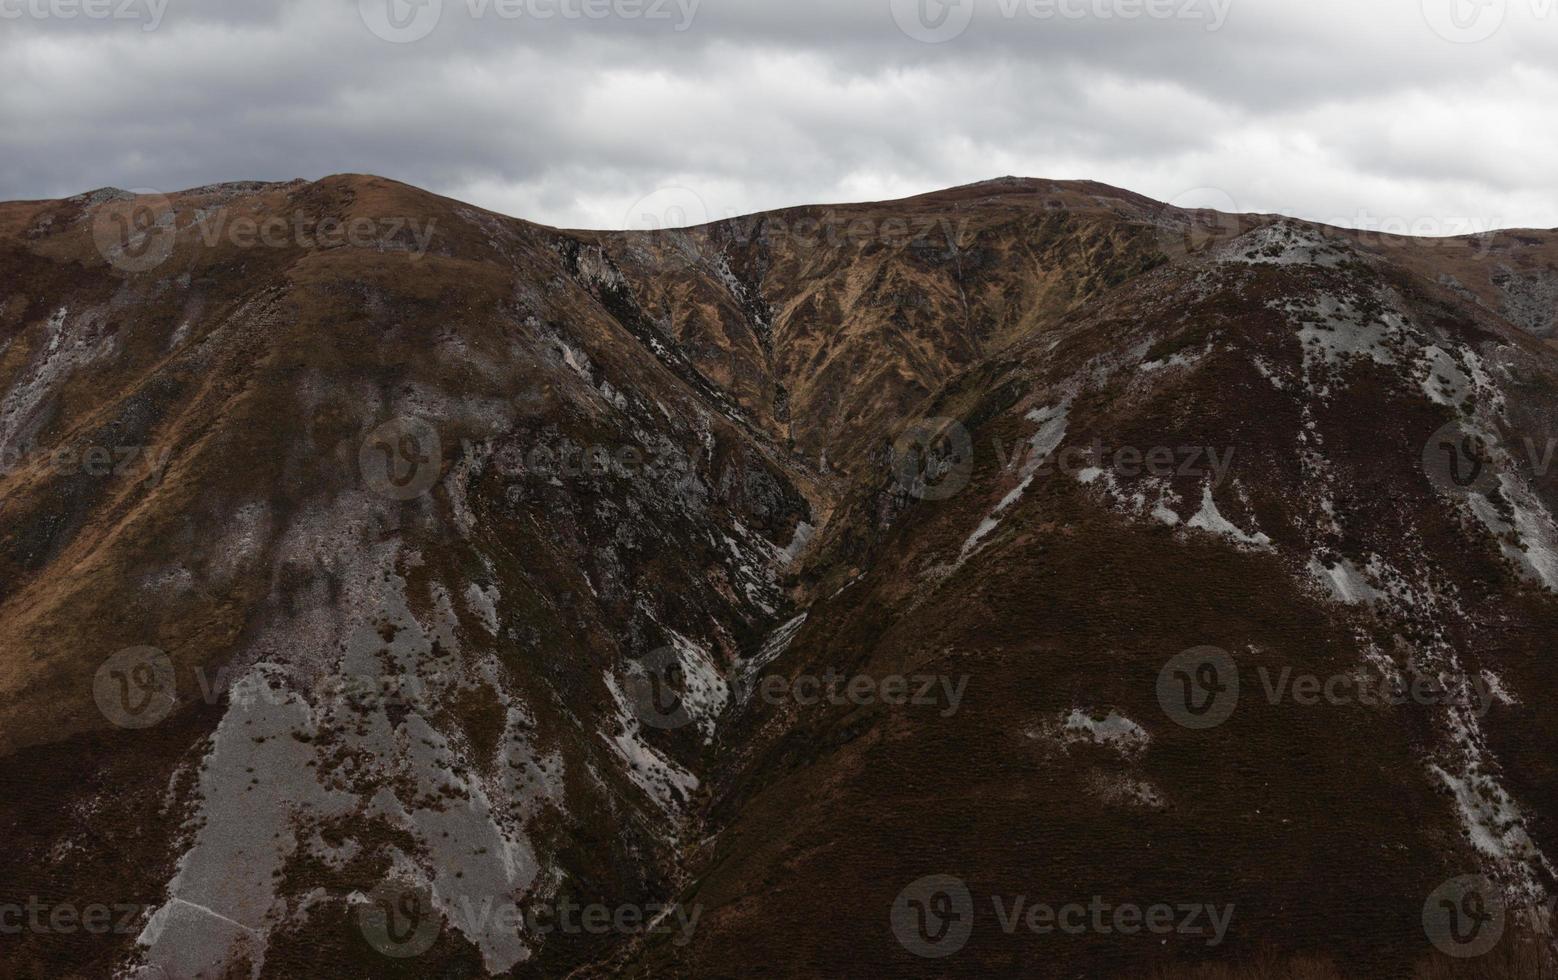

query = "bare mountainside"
[{"left": 0, "top": 175, "right": 1556, "bottom": 978}]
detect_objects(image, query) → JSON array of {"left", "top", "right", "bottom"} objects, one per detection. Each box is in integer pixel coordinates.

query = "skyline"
[{"left": 3, "top": 0, "right": 1557, "bottom": 231}]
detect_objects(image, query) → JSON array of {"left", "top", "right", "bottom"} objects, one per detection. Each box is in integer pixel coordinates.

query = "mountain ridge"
[{"left": 1, "top": 173, "right": 1556, "bottom": 977}]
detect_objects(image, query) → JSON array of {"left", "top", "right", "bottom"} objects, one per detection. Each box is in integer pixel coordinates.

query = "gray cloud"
[{"left": 2, "top": 0, "right": 1556, "bottom": 230}]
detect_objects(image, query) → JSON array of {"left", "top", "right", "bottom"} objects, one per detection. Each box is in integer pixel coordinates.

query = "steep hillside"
[
  {"left": 0, "top": 176, "right": 1555, "bottom": 978},
  {"left": 0, "top": 175, "right": 813, "bottom": 978},
  {"left": 677, "top": 218, "right": 1558, "bottom": 978}
]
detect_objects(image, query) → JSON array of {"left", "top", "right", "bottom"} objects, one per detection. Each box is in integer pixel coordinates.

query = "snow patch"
[
  {"left": 960, "top": 403, "right": 1068, "bottom": 560},
  {"left": 1307, "top": 558, "right": 1381, "bottom": 605},
  {"left": 601, "top": 673, "right": 699, "bottom": 813},
  {"left": 737, "top": 612, "right": 808, "bottom": 696},
  {"left": 1185, "top": 485, "right": 1271, "bottom": 549},
  {"left": 1033, "top": 708, "right": 1150, "bottom": 760},
  {"left": 663, "top": 630, "right": 731, "bottom": 740},
  {"left": 1218, "top": 221, "right": 1351, "bottom": 267},
  {"left": 464, "top": 581, "right": 502, "bottom": 634}
]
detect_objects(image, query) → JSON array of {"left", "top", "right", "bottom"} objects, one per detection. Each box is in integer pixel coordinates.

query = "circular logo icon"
[
  {"left": 1422, "top": 420, "right": 1500, "bottom": 498},
  {"left": 1157, "top": 646, "right": 1239, "bottom": 730},
  {"left": 93, "top": 646, "right": 177, "bottom": 729},
  {"left": 623, "top": 186, "right": 711, "bottom": 233},
  {"left": 891, "top": 874, "right": 974, "bottom": 958},
  {"left": 360, "top": 418, "right": 442, "bottom": 500},
  {"left": 890, "top": 0, "right": 975, "bottom": 43},
  {"left": 358, "top": 880, "right": 441, "bottom": 958},
  {"left": 1421, "top": 0, "right": 1507, "bottom": 44},
  {"left": 1423, "top": 875, "right": 1505, "bottom": 958},
  {"left": 622, "top": 647, "right": 695, "bottom": 731},
  {"left": 891, "top": 418, "right": 974, "bottom": 502},
  {"left": 91, "top": 191, "right": 176, "bottom": 274},
  {"left": 1158, "top": 187, "right": 1244, "bottom": 259},
  {"left": 359, "top": 0, "right": 443, "bottom": 43}
]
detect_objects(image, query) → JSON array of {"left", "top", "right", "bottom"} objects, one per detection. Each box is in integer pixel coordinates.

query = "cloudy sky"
[{"left": 3, "top": 0, "right": 1557, "bottom": 232}]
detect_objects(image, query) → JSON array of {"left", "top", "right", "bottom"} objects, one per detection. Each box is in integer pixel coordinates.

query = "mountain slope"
[
  {"left": 0, "top": 176, "right": 1555, "bottom": 978},
  {"left": 675, "top": 217, "right": 1558, "bottom": 978}
]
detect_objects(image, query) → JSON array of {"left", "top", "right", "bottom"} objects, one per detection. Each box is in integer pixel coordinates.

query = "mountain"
[{"left": 0, "top": 175, "right": 1555, "bottom": 978}]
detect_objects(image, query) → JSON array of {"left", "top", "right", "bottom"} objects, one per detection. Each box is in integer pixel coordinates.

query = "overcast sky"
[{"left": 3, "top": 0, "right": 1557, "bottom": 232}]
